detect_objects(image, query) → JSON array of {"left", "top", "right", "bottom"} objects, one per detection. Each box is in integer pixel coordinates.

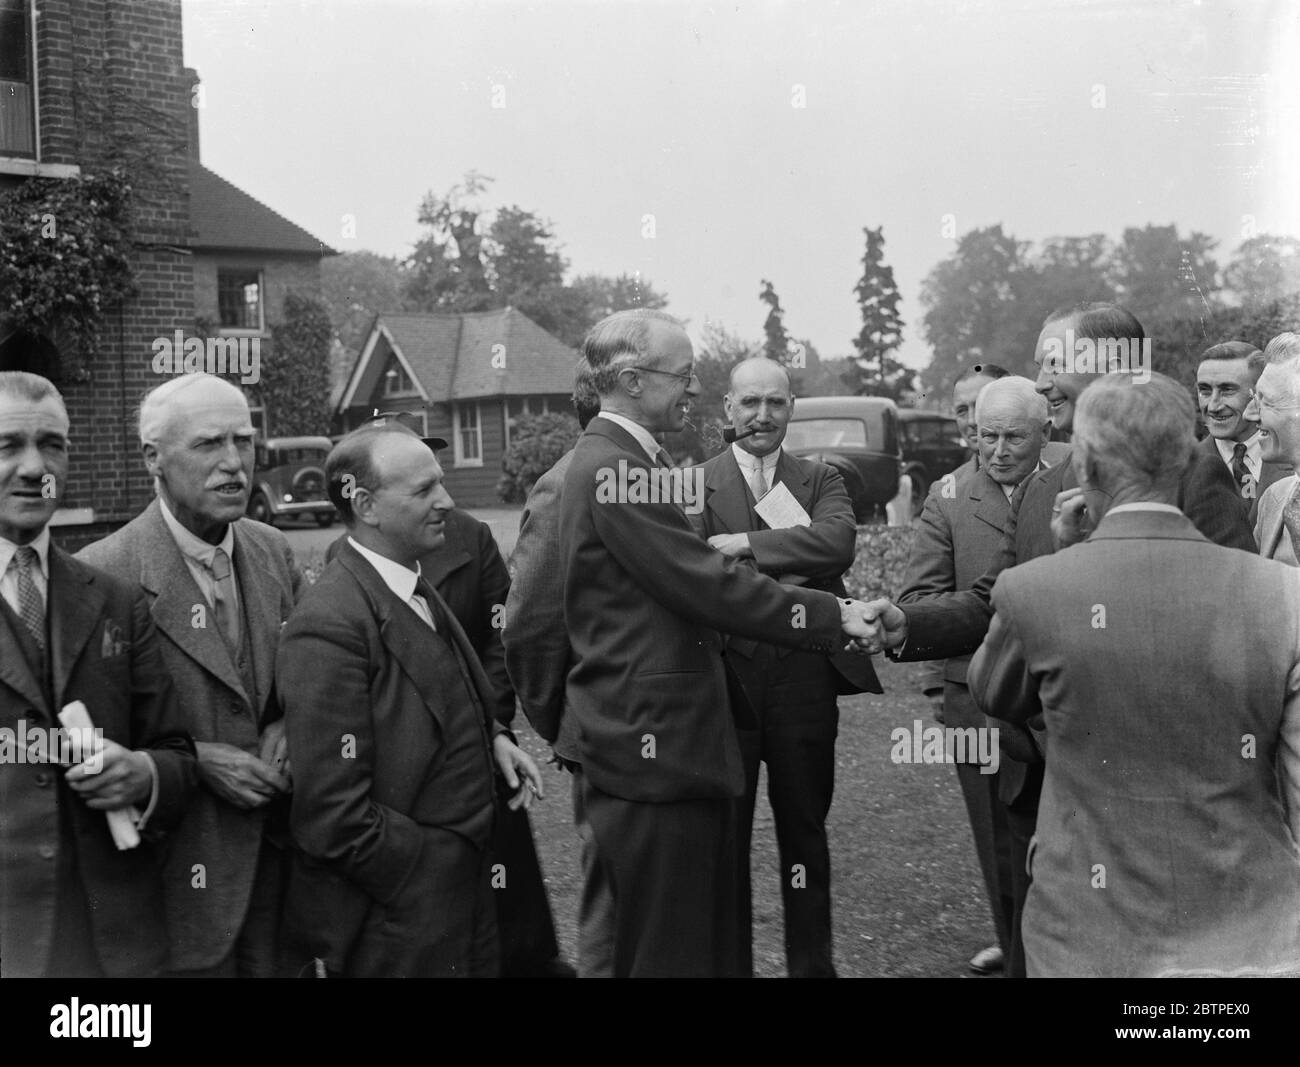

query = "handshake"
[{"left": 839, "top": 598, "right": 909, "bottom": 654}]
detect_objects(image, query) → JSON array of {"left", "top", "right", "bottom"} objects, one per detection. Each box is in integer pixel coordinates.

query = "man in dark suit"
[
  {"left": 327, "top": 466, "right": 572, "bottom": 978},
  {"left": 899, "top": 376, "right": 1055, "bottom": 976},
  {"left": 1196, "top": 340, "right": 1290, "bottom": 525},
  {"left": 970, "top": 372, "right": 1300, "bottom": 977},
  {"left": 80, "top": 372, "right": 301, "bottom": 977},
  {"left": 278, "top": 422, "right": 542, "bottom": 977},
  {"left": 0, "top": 371, "right": 196, "bottom": 978},
  {"left": 558, "top": 309, "right": 876, "bottom": 977},
  {"left": 689, "top": 356, "right": 879, "bottom": 978},
  {"left": 861, "top": 302, "right": 1254, "bottom": 976}
]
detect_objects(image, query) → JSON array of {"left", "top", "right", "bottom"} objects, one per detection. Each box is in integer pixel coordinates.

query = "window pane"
[
  {"left": 784, "top": 418, "right": 868, "bottom": 450},
  {"left": 217, "top": 269, "right": 262, "bottom": 329},
  {"left": 0, "top": 1, "right": 29, "bottom": 82}
]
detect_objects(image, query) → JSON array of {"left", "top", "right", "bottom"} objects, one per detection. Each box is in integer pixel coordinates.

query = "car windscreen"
[
  {"left": 784, "top": 417, "right": 868, "bottom": 451},
  {"left": 278, "top": 448, "right": 328, "bottom": 464}
]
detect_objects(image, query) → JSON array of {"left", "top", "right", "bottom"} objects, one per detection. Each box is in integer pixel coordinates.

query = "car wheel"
[
  {"left": 248, "top": 494, "right": 274, "bottom": 527},
  {"left": 315, "top": 512, "right": 335, "bottom": 528}
]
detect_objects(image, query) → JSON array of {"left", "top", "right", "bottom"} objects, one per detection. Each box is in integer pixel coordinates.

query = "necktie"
[
  {"left": 749, "top": 462, "right": 768, "bottom": 502},
  {"left": 9, "top": 546, "right": 45, "bottom": 651},
  {"left": 415, "top": 577, "right": 447, "bottom": 637},
  {"left": 654, "top": 448, "right": 674, "bottom": 470},
  {"left": 1283, "top": 484, "right": 1300, "bottom": 562},
  {"left": 208, "top": 548, "right": 240, "bottom": 652},
  {"left": 1231, "top": 442, "right": 1254, "bottom": 502}
]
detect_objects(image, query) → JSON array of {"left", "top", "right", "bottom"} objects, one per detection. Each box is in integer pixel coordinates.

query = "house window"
[
  {"left": 382, "top": 361, "right": 414, "bottom": 396},
  {"left": 0, "top": 0, "right": 35, "bottom": 158},
  {"left": 453, "top": 401, "right": 482, "bottom": 467},
  {"left": 217, "top": 268, "right": 264, "bottom": 331}
]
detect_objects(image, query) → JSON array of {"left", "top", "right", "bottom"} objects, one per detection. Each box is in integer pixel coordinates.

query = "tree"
[
  {"left": 320, "top": 250, "right": 406, "bottom": 350},
  {"left": 759, "top": 279, "right": 791, "bottom": 362},
  {"left": 264, "top": 292, "right": 333, "bottom": 436},
  {"left": 403, "top": 170, "right": 495, "bottom": 312},
  {"left": 845, "top": 225, "right": 910, "bottom": 399},
  {"left": 1106, "top": 224, "right": 1220, "bottom": 325},
  {"left": 1223, "top": 234, "right": 1300, "bottom": 311},
  {"left": 660, "top": 319, "right": 760, "bottom": 462},
  {"left": 918, "top": 224, "right": 1035, "bottom": 398},
  {"left": 497, "top": 411, "right": 582, "bottom": 503}
]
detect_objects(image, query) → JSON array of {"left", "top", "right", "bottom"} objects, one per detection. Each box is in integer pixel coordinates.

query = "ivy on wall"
[{"left": 0, "top": 168, "right": 136, "bottom": 381}]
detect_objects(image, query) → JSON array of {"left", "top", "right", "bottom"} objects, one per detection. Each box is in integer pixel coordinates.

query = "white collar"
[
  {"left": 347, "top": 536, "right": 422, "bottom": 602},
  {"left": 1213, "top": 434, "right": 1263, "bottom": 480},
  {"left": 0, "top": 526, "right": 51, "bottom": 580},
  {"left": 731, "top": 443, "right": 781, "bottom": 471},
  {"left": 1105, "top": 502, "right": 1183, "bottom": 516},
  {"left": 597, "top": 412, "right": 661, "bottom": 463},
  {"left": 158, "top": 496, "right": 235, "bottom": 565}
]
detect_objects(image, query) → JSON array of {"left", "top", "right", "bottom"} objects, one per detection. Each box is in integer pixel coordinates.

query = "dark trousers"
[
  {"left": 1005, "top": 800, "right": 1039, "bottom": 980},
  {"left": 944, "top": 681, "right": 1014, "bottom": 955},
  {"left": 729, "top": 644, "right": 839, "bottom": 978},
  {"left": 491, "top": 789, "right": 563, "bottom": 976},
  {"left": 572, "top": 770, "right": 616, "bottom": 977},
  {"left": 580, "top": 772, "right": 739, "bottom": 977}
]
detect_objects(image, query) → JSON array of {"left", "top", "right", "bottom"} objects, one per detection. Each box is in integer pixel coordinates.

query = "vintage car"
[
  {"left": 246, "top": 435, "right": 336, "bottom": 527},
  {"left": 783, "top": 396, "right": 904, "bottom": 522},
  {"left": 897, "top": 409, "right": 969, "bottom": 511}
]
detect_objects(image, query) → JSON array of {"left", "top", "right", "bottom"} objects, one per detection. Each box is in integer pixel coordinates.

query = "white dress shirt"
[
  {"left": 0, "top": 526, "right": 50, "bottom": 620},
  {"left": 347, "top": 537, "right": 436, "bottom": 631},
  {"left": 157, "top": 496, "right": 241, "bottom": 616},
  {"left": 1214, "top": 434, "right": 1263, "bottom": 483},
  {"left": 596, "top": 411, "right": 662, "bottom": 464},
  {"left": 732, "top": 443, "right": 781, "bottom": 499},
  {"left": 1106, "top": 502, "right": 1183, "bottom": 516}
]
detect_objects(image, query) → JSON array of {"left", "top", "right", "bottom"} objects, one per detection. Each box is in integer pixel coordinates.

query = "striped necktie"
[
  {"left": 208, "top": 548, "right": 240, "bottom": 652},
  {"left": 1231, "top": 442, "right": 1254, "bottom": 502},
  {"left": 9, "top": 546, "right": 45, "bottom": 651}
]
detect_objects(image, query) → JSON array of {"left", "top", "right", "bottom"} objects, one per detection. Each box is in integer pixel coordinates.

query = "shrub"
[{"left": 498, "top": 411, "right": 581, "bottom": 503}]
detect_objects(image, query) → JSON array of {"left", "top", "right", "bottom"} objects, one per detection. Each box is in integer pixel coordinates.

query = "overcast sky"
[{"left": 182, "top": 0, "right": 1299, "bottom": 375}]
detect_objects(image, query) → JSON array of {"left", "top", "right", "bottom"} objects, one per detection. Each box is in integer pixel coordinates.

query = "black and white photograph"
[{"left": 1, "top": 0, "right": 1298, "bottom": 1024}]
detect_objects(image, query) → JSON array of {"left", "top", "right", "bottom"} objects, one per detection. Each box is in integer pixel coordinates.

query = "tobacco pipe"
[{"left": 722, "top": 425, "right": 762, "bottom": 443}]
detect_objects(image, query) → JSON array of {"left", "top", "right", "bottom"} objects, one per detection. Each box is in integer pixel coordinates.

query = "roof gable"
[{"left": 189, "top": 162, "right": 336, "bottom": 256}]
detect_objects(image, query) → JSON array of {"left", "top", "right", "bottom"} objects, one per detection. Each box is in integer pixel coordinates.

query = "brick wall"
[{"left": 37, "top": 0, "right": 194, "bottom": 549}]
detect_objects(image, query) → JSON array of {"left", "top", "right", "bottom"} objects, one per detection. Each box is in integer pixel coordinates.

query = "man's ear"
[
  {"left": 141, "top": 440, "right": 160, "bottom": 477},
  {"left": 351, "top": 486, "right": 379, "bottom": 528},
  {"left": 618, "top": 366, "right": 642, "bottom": 398}
]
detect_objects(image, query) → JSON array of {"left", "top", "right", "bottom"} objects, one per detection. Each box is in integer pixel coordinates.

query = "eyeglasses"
[{"left": 628, "top": 366, "right": 698, "bottom": 385}]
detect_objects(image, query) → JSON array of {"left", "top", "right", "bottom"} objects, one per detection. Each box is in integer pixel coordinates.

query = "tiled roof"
[
  {"left": 189, "top": 161, "right": 336, "bottom": 256},
  {"left": 341, "top": 308, "right": 578, "bottom": 409}
]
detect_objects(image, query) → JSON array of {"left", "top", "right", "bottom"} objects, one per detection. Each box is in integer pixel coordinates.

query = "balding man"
[
  {"left": 79, "top": 372, "right": 302, "bottom": 976},
  {"left": 690, "top": 356, "right": 880, "bottom": 978},
  {"left": 1, "top": 372, "right": 196, "bottom": 977},
  {"left": 277, "top": 423, "right": 541, "bottom": 977},
  {"left": 970, "top": 373, "right": 1300, "bottom": 977},
  {"left": 560, "top": 310, "right": 877, "bottom": 977},
  {"left": 1197, "top": 340, "right": 1290, "bottom": 525},
  {"left": 899, "top": 376, "right": 1053, "bottom": 976}
]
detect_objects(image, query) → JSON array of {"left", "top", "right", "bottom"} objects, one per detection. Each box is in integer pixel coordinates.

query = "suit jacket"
[
  {"left": 77, "top": 500, "right": 302, "bottom": 970},
  {"left": 0, "top": 547, "right": 196, "bottom": 977},
  {"left": 689, "top": 447, "right": 881, "bottom": 695},
  {"left": 275, "top": 539, "right": 505, "bottom": 973},
  {"left": 503, "top": 452, "right": 573, "bottom": 745},
  {"left": 968, "top": 509, "right": 1300, "bottom": 977},
  {"left": 1197, "top": 433, "right": 1291, "bottom": 527},
  {"left": 559, "top": 417, "right": 844, "bottom": 802},
  {"left": 898, "top": 446, "right": 1257, "bottom": 663},
  {"left": 1254, "top": 474, "right": 1297, "bottom": 563},
  {"left": 328, "top": 510, "right": 515, "bottom": 725}
]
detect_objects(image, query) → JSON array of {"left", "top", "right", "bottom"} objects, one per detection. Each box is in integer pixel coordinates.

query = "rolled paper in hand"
[{"left": 58, "top": 701, "right": 142, "bottom": 851}]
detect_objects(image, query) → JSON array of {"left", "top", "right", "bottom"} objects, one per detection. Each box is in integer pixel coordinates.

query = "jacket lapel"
[
  {"left": 231, "top": 521, "right": 287, "bottom": 712},
  {"left": 419, "top": 514, "right": 471, "bottom": 590},
  {"left": 968, "top": 470, "right": 1011, "bottom": 535},
  {"left": 772, "top": 449, "right": 813, "bottom": 512},
  {"left": 703, "top": 449, "right": 755, "bottom": 535},
  {"left": 0, "top": 594, "right": 47, "bottom": 716},
  {"left": 47, "top": 548, "right": 108, "bottom": 715},
  {"left": 136, "top": 501, "right": 249, "bottom": 702}
]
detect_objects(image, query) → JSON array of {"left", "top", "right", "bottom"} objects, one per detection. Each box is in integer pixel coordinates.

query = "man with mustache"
[
  {"left": 1197, "top": 340, "right": 1290, "bottom": 527},
  {"left": 690, "top": 356, "right": 880, "bottom": 978},
  {"left": 80, "top": 372, "right": 302, "bottom": 976}
]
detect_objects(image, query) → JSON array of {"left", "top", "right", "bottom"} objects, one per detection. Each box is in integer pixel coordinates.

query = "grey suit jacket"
[
  {"left": 969, "top": 508, "right": 1300, "bottom": 977},
  {"left": 1255, "top": 474, "right": 1297, "bottom": 563},
  {"left": 503, "top": 451, "right": 573, "bottom": 745},
  {"left": 78, "top": 500, "right": 302, "bottom": 970}
]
